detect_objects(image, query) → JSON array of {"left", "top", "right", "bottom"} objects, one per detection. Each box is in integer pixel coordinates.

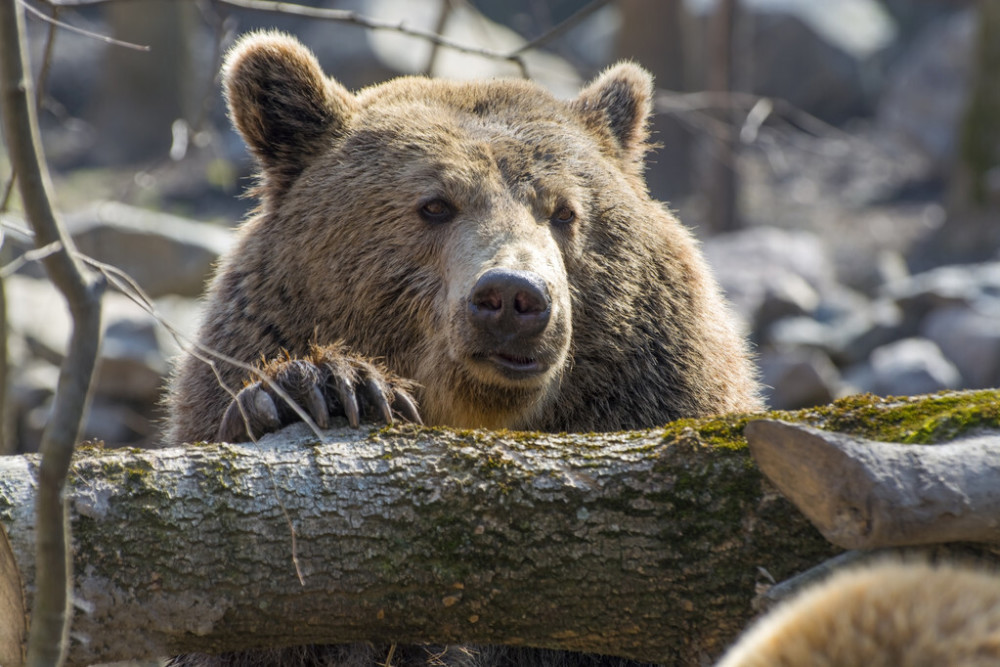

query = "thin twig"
[
  {"left": 1, "top": 238, "right": 63, "bottom": 277},
  {"left": 34, "top": 2, "right": 59, "bottom": 105},
  {"left": 655, "top": 89, "right": 852, "bottom": 140},
  {"left": 423, "top": 0, "right": 452, "bottom": 76},
  {"left": 0, "top": 172, "right": 15, "bottom": 211},
  {"left": 0, "top": 214, "right": 328, "bottom": 445},
  {"left": 20, "top": 0, "right": 150, "bottom": 51},
  {"left": 512, "top": 0, "right": 611, "bottom": 55},
  {"left": 81, "top": 254, "right": 326, "bottom": 440}
]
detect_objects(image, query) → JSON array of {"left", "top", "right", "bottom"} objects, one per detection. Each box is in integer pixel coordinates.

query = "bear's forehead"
[
  {"left": 345, "top": 80, "right": 596, "bottom": 166},
  {"left": 355, "top": 77, "right": 580, "bottom": 135},
  {"left": 338, "top": 113, "right": 594, "bottom": 196}
]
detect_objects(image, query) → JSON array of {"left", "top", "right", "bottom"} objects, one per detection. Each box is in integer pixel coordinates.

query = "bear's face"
[{"left": 224, "top": 33, "right": 656, "bottom": 429}]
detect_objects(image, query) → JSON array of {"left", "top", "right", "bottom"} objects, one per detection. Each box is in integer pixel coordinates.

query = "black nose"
[{"left": 468, "top": 268, "right": 551, "bottom": 339}]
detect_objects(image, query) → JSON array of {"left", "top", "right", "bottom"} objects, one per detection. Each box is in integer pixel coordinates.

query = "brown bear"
[
  {"left": 716, "top": 560, "right": 1000, "bottom": 667},
  {"left": 166, "top": 30, "right": 761, "bottom": 666}
]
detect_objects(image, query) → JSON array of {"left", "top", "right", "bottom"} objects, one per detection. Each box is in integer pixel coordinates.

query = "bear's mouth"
[
  {"left": 490, "top": 352, "right": 542, "bottom": 373},
  {"left": 470, "top": 350, "right": 549, "bottom": 382}
]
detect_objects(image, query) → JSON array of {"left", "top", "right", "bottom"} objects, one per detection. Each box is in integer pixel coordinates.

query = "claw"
[
  {"left": 304, "top": 384, "right": 329, "bottom": 430},
  {"left": 217, "top": 382, "right": 280, "bottom": 442},
  {"left": 248, "top": 385, "right": 281, "bottom": 436},
  {"left": 364, "top": 375, "right": 394, "bottom": 425},
  {"left": 335, "top": 374, "right": 361, "bottom": 428},
  {"left": 218, "top": 400, "right": 246, "bottom": 443},
  {"left": 393, "top": 390, "right": 423, "bottom": 425}
]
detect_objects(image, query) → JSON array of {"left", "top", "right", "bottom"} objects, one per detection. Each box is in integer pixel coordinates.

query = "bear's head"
[{"left": 220, "top": 32, "right": 733, "bottom": 430}]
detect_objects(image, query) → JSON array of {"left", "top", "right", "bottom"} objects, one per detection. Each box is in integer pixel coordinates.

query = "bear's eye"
[
  {"left": 419, "top": 198, "right": 455, "bottom": 223},
  {"left": 552, "top": 205, "right": 576, "bottom": 225}
]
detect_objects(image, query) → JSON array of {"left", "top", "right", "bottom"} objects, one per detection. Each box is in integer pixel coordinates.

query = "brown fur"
[
  {"left": 166, "top": 31, "right": 759, "bottom": 446},
  {"left": 716, "top": 561, "right": 1000, "bottom": 667},
  {"left": 165, "top": 30, "right": 761, "bottom": 666}
]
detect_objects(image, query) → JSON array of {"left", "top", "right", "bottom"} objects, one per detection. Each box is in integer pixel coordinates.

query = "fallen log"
[
  {"left": 0, "top": 390, "right": 997, "bottom": 666},
  {"left": 0, "top": 421, "right": 829, "bottom": 666}
]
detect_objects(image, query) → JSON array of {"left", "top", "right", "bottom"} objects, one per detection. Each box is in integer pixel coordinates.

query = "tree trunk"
[
  {"left": 706, "top": 0, "right": 739, "bottom": 234},
  {"left": 951, "top": 0, "right": 1000, "bottom": 210},
  {"left": 1, "top": 390, "right": 999, "bottom": 666}
]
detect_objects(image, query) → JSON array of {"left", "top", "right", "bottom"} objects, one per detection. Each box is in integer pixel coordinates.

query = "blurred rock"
[
  {"left": 755, "top": 273, "right": 821, "bottom": 333},
  {"left": 835, "top": 298, "right": 906, "bottom": 365},
  {"left": 95, "top": 301, "right": 168, "bottom": 404},
  {"left": 705, "top": 226, "right": 836, "bottom": 329},
  {"left": 9, "top": 202, "right": 231, "bottom": 299},
  {"left": 63, "top": 201, "right": 232, "bottom": 298},
  {"left": 83, "top": 398, "right": 155, "bottom": 446},
  {"left": 922, "top": 304, "right": 1000, "bottom": 389},
  {"left": 882, "top": 262, "right": 1000, "bottom": 331},
  {"left": 744, "top": 10, "right": 885, "bottom": 123},
  {"left": 767, "top": 316, "right": 836, "bottom": 352},
  {"left": 6, "top": 274, "right": 203, "bottom": 451},
  {"left": 6, "top": 274, "right": 70, "bottom": 365},
  {"left": 687, "top": 0, "right": 895, "bottom": 123},
  {"left": 847, "top": 337, "right": 961, "bottom": 396},
  {"left": 766, "top": 294, "right": 905, "bottom": 367},
  {"left": 834, "top": 248, "right": 910, "bottom": 297},
  {"left": 9, "top": 362, "right": 58, "bottom": 454},
  {"left": 760, "top": 348, "right": 841, "bottom": 410}
]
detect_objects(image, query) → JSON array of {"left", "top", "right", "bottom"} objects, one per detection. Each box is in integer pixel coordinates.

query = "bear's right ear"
[{"left": 223, "top": 32, "right": 357, "bottom": 195}]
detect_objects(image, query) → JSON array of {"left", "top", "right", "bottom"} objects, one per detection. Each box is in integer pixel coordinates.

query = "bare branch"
[
  {"left": 0, "top": 172, "right": 14, "bottom": 211},
  {"left": 47, "top": 0, "right": 612, "bottom": 79},
  {"left": 215, "top": 0, "right": 530, "bottom": 74},
  {"left": 0, "top": 0, "right": 104, "bottom": 664},
  {"left": 422, "top": 0, "right": 452, "bottom": 76},
  {"left": 655, "top": 90, "right": 852, "bottom": 141}
]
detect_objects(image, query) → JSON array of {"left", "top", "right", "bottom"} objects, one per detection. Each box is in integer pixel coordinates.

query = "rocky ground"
[{"left": 704, "top": 123, "right": 1000, "bottom": 412}]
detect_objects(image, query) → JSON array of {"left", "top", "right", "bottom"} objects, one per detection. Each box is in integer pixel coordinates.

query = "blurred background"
[{"left": 1, "top": 0, "right": 998, "bottom": 453}]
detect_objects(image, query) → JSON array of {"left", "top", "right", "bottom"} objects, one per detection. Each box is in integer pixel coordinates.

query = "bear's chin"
[
  {"left": 419, "top": 361, "right": 561, "bottom": 430},
  {"left": 468, "top": 352, "right": 552, "bottom": 385}
]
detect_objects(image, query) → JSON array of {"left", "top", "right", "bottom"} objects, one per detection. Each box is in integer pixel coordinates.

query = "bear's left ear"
[
  {"left": 223, "top": 31, "right": 358, "bottom": 196},
  {"left": 573, "top": 62, "right": 654, "bottom": 167}
]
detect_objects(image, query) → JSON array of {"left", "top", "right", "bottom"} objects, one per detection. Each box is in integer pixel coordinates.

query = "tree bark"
[{"left": 0, "top": 390, "right": 998, "bottom": 666}]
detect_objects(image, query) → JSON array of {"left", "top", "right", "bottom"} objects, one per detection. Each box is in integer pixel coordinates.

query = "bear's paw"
[{"left": 217, "top": 345, "right": 421, "bottom": 443}]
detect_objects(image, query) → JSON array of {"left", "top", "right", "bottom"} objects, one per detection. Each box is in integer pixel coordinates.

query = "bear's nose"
[{"left": 468, "top": 268, "right": 551, "bottom": 339}]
